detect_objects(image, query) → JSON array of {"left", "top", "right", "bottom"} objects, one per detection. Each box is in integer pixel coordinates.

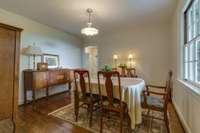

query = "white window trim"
[
  {"left": 178, "top": 79, "right": 200, "bottom": 97},
  {"left": 183, "top": 0, "right": 200, "bottom": 87}
]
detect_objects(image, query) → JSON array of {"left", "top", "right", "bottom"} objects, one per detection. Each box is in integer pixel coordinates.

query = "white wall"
[
  {"left": 170, "top": 0, "right": 200, "bottom": 133},
  {"left": 0, "top": 8, "right": 83, "bottom": 105},
  {"left": 85, "top": 23, "right": 171, "bottom": 85}
]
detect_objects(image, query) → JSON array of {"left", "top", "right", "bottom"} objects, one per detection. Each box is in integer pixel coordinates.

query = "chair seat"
[
  {"left": 81, "top": 93, "right": 100, "bottom": 103},
  {"left": 102, "top": 98, "right": 127, "bottom": 111},
  {"left": 141, "top": 95, "right": 164, "bottom": 108}
]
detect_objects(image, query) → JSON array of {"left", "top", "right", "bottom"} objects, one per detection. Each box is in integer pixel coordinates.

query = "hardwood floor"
[
  {"left": 16, "top": 92, "right": 90, "bottom": 133},
  {"left": 15, "top": 92, "right": 184, "bottom": 133}
]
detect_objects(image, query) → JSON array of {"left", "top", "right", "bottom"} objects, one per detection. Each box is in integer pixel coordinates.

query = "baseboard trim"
[{"left": 172, "top": 100, "right": 191, "bottom": 133}]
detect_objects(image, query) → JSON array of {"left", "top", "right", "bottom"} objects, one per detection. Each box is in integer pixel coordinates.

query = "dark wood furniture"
[
  {"left": 120, "top": 67, "right": 126, "bottom": 77},
  {"left": 97, "top": 71, "right": 128, "bottom": 133},
  {"left": 126, "top": 68, "right": 138, "bottom": 78},
  {"left": 141, "top": 71, "right": 173, "bottom": 133},
  {"left": 23, "top": 69, "right": 73, "bottom": 106},
  {"left": 0, "top": 23, "right": 22, "bottom": 132},
  {"left": 37, "top": 63, "right": 48, "bottom": 70},
  {"left": 112, "top": 68, "right": 117, "bottom": 71},
  {"left": 74, "top": 69, "right": 99, "bottom": 127},
  {"left": 117, "top": 67, "right": 138, "bottom": 78}
]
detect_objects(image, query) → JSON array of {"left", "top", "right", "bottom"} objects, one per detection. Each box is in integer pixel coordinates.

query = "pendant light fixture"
[{"left": 81, "top": 8, "right": 99, "bottom": 36}]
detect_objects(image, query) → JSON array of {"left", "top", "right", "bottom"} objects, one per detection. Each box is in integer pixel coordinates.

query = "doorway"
[{"left": 84, "top": 46, "right": 98, "bottom": 78}]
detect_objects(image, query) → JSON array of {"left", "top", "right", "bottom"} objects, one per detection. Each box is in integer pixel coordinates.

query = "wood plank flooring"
[
  {"left": 15, "top": 92, "right": 184, "bottom": 133},
  {"left": 16, "top": 92, "right": 90, "bottom": 133}
]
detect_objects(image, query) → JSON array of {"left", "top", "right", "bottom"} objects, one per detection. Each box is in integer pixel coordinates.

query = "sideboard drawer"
[
  {"left": 56, "top": 74, "right": 65, "bottom": 80},
  {"left": 49, "top": 71, "right": 67, "bottom": 85}
]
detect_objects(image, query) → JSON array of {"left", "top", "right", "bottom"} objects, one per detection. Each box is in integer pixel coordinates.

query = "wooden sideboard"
[{"left": 23, "top": 69, "right": 73, "bottom": 105}]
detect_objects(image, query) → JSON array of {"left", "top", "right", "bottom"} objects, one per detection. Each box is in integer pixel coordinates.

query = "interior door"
[{"left": 0, "top": 27, "right": 15, "bottom": 120}]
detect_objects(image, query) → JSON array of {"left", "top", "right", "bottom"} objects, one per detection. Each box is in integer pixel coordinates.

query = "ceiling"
[{"left": 0, "top": 0, "right": 177, "bottom": 37}]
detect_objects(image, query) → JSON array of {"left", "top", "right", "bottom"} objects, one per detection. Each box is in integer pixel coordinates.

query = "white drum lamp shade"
[
  {"left": 23, "top": 44, "right": 43, "bottom": 69},
  {"left": 23, "top": 45, "right": 43, "bottom": 56}
]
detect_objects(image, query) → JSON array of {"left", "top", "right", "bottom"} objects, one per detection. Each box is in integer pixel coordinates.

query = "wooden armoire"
[{"left": 0, "top": 23, "right": 22, "bottom": 131}]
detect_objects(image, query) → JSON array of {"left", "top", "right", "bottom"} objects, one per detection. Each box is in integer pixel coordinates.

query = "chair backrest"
[
  {"left": 126, "top": 68, "right": 136, "bottom": 77},
  {"left": 163, "top": 82, "right": 171, "bottom": 109},
  {"left": 165, "top": 70, "right": 173, "bottom": 93},
  {"left": 164, "top": 70, "right": 173, "bottom": 108},
  {"left": 112, "top": 68, "right": 117, "bottom": 71},
  {"left": 168, "top": 70, "right": 173, "bottom": 89},
  {"left": 97, "top": 71, "right": 122, "bottom": 107},
  {"left": 120, "top": 67, "right": 126, "bottom": 77},
  {"left": 74, "top": 69, "right": 91, "bottom": 98}
]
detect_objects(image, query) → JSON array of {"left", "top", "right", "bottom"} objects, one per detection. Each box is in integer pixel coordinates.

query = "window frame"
[
  {"left": 184, "top": 0, "right": 194, "bottom": 44},
  {"left": 183, "top": 0, "right": 200, "bottom": 88}
]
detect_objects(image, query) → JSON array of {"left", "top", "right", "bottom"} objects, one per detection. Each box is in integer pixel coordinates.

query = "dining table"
[{"left": 71, "top": 77, "right": 145, "bottom": 129}]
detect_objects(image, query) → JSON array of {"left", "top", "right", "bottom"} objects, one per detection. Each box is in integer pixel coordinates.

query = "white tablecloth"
[{"left": 71, "top": 77, "right": 145, "bottom": 129}]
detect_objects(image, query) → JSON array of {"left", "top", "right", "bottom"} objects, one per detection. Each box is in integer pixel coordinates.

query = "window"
[{"left": 184, "top": 0, "right": 200, "bottom": 86}]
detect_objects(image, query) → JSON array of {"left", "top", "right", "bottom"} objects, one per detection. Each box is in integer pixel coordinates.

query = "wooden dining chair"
[
  {"left": 97, "top": 71, "right": 128, "bottom": 133},
  {"left": 120, "top": 67, "right": 127, "bottom": 77},
  {"left": 141, "top": 71, "right": 173, "bottom": 133},
  {"left": 126, "top": 68, "right": 138, "bottom": 78},
  {"left": 112, "top": 67, "right": 118, "bottom": 71},
  {"left": 74, "top": 69, "right": 100, "bottom": 127}
]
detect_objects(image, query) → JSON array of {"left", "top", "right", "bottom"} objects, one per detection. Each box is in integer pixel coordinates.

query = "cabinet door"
[
  {"left": 56, "top": 71, "right": 67, "bottom": 84},
  {"left": 0, "top": 27, "right": 15, "bottom": 120},
  {"left": 33, "top": 72, "right": 48, "bottom": 89}
]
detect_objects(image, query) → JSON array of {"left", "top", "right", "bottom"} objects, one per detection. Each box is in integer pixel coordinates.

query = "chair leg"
[
  {"left": 107, "top": 111, "right": 110, "bottom": 119},
  {"left": 100, "top": 109, "right": 103, "bottom": 133},
  {"left": 124, "top": 106, "right": 127, "bottom": 119},
  {"left": 127, "top": 115, "right": 132, "bottom": 133},
  {"left": 74, "top": 92, "right": 79, "bottom": 122},
  {"left": 147, "top": 109, "right": 151, "bottom": 133},
  {"left": 74, "top": 99, "right": 79, "bottom": 122},
  {"left": 46, "top": 87, "right": 49, "bottom": 100},
  {"left": 164, "top": 111, "right": 169, "bottom": 133},
  {"left": 87, "top": 105, "right": 90, "bottom": 114},
  {"left": 89, "top": 104, "right": 93, "bottom": 127},
  {"left": 120, "top": 110, "right": 124, "bottom": 133},
  {"left": 149, "top": 115, "right": 153, "bottom": 133},
  {"left": 75, "top": 105, "right": 79, "bottom": 122},
  {"left": 124, "top": 106, "right": 131, "bottom": 133}
]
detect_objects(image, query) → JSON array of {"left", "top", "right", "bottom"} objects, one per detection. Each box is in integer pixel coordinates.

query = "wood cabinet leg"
[
  {"left": 32, "top": 89, "right": 36, "bottom": 108},
  {"left": 24, "top": 88, "right": 27, "bottom": 105},
  {"left": 68, "top": 82, "right": 71, "bottom": 91},
  {"left": 46, "top": 87, "right": 49, "bottom": 100}
]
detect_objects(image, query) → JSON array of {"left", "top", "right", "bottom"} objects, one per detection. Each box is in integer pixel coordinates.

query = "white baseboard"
[{"left": 172, "top": 100, "right": 191, "bottom": 133}]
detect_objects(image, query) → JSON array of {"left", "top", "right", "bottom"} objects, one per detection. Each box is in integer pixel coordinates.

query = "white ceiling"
[{"left": 0, "top": 0, "right": 177, "bottom": 37}]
